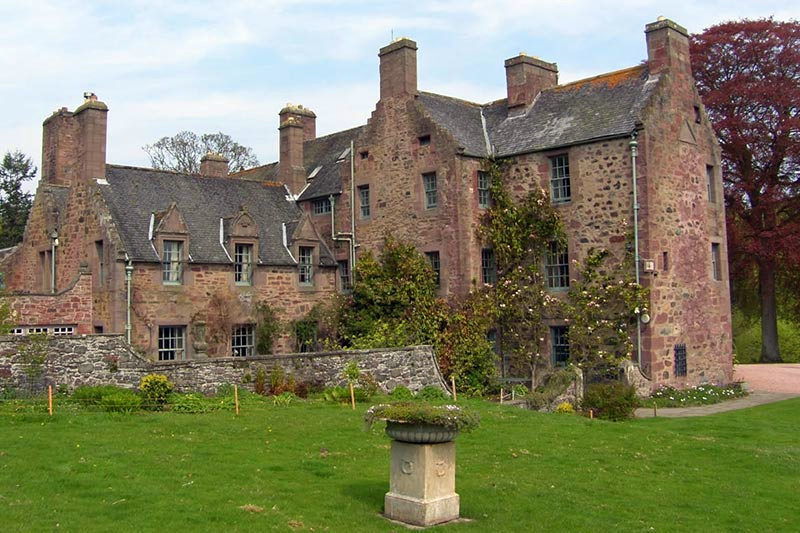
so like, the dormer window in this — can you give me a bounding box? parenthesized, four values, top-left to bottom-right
(162, 240, 183, 284)
(418, 134, 431, 146)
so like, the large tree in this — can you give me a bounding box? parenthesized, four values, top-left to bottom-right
(691, 19, 800, 363)
(143, 131, 259, 174)
(0, 150, 35, 248)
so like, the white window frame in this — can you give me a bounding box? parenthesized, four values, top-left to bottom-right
(158, 325, 185, 361)
(234, 242, 254, 285)
(162, 240, 183, 285)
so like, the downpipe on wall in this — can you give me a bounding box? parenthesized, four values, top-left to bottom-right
(630, 132, 643, 368)
(125, 258, 133, 344)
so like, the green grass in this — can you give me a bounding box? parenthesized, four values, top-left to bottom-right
(1, 396, 798, 531)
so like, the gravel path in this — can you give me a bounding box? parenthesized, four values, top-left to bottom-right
(635, 363, 800, 418)
(733, 363, 800, 394)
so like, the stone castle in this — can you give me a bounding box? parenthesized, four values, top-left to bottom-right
(0, 18, 733, 390)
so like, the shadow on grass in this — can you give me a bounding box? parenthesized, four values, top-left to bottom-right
(343, 479, 386, 510)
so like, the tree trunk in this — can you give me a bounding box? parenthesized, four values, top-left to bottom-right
(758, 259, 782, 363)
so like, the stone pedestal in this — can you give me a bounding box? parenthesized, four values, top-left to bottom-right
(384, 440, 459, 526)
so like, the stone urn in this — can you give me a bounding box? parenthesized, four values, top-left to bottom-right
(384, 421, 459, 444)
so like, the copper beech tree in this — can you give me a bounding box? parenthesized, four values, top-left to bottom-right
(691, 19, 800, 363)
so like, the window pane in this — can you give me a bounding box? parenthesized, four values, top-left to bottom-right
(551, 326, 570, 366)
(481, 248, 496, 285)
(546, 241, 569, 289)
(478, 171, 491, 209)
(550, 155, 571, 203)
(425, 251, 441, 288)
(232, 324, 254, 357)
(423, 172, 438, 209)
(359, 185, 370, 218)
(299, 247, 314, 285)
(162, 241, 183, 284)
(158, 326, 185, 361)
(235, 243, 253, 284)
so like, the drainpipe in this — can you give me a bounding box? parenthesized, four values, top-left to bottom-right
(329, 194, 354, 289)
(630, 132, 642, 367)
(125, 259, 133, 344)
(49, 230, 59, 293)
(349, 140, 357, 275)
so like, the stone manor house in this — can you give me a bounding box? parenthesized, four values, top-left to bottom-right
(0, 18, 733, 390)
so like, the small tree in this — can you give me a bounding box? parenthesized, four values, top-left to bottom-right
(0, 150, 35, 248)
(143, 131, 259, 174)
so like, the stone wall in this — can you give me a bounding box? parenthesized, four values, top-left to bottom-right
(0, 334, 448, 396)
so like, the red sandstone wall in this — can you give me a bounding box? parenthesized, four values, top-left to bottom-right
(128, 261, 336, 358)
(9, 273, 93, 334)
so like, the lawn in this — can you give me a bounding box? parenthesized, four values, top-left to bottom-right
(1, 395, 798, 532)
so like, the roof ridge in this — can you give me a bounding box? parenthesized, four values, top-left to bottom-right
(419, 91, 483, 108)
(553, 64, 648, 91)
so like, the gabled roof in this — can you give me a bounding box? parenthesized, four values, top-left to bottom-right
(248, 64, 661, 199)
(99, 165, 332, 266)
(489, 65, 658, 156)
(417, 65, 659, 158)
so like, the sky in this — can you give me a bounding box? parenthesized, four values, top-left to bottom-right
(2, 0, 798, 193)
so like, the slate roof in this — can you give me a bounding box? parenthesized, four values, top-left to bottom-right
(99, 165, 334, 266)
(239, 65, 661, 199)
(417, 65, 659, 158)
(298, 126, 364, 202)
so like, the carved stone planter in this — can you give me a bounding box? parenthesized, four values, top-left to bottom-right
(384, 423, 460, 526)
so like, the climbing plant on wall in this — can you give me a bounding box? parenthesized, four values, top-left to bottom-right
(565, 247, 649, 379)
(478, 159, 565, 385)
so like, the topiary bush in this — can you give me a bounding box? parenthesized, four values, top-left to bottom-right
(582, 382, 639, 421)
(139, 374, 174, 410)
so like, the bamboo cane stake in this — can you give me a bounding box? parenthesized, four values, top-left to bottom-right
(48, 385, 53, 416)
(234, 384, 240, 416)
(349, 383, 355, 410)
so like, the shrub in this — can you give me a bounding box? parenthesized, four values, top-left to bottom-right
(172, 393, 211, 413)
(582, 382, 639, 421)
(254, 368, 267, 395)
(73, 385, 129, 406)
(139, 374, 174, 410)
(364, 402, 480, 432)
(524, 368, 577, 411)
(555, 401, 575, 414)
(272, 391, 295, 407)
(389, 386, 415, 401)
(100, 390, 142, 414)
(416, 385, 448, 401)
(323, 385, 373, 404)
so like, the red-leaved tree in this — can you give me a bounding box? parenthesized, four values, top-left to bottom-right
(691, 19, 800, 362)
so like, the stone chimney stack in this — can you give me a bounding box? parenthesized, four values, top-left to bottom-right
(200, 152, 229, 177)
(645, 18, 691, 76)
(379, 38, 418, 101)
(278, 104, 316, 195)
(505, 54, 558, 115)
(42, 93, 108, 186)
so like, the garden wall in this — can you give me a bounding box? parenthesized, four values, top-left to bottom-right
(0, 334, 449, 396)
